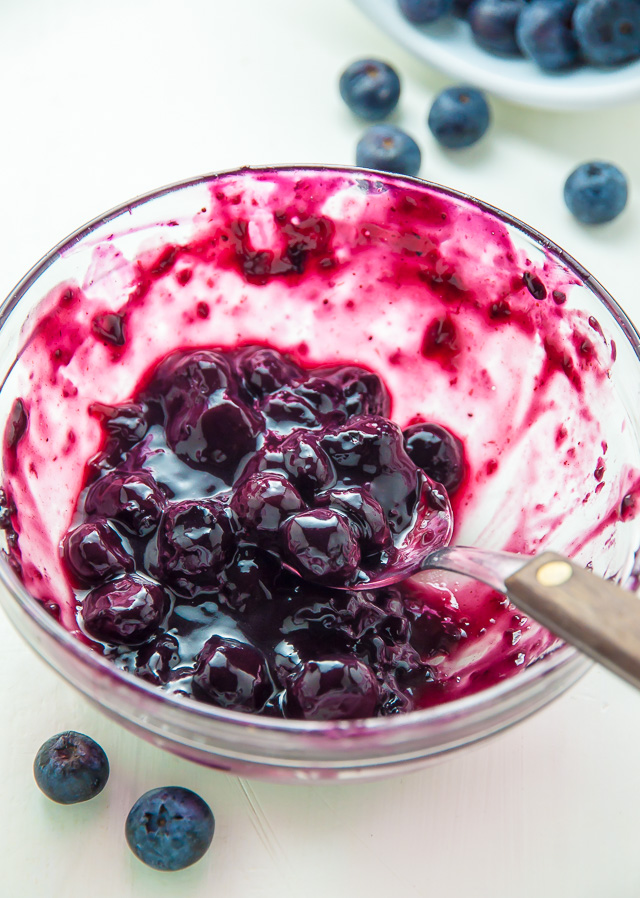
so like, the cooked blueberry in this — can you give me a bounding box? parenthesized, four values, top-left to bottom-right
(316, 486, 392, 550)
(231, 472, 304, 540)
(154, 499, 233, 596)
(145, 349, 230, 413)
(403, 422, 466, 492)
(516, 1, 579, 71)
(285, 657, 379, 720)
(468, 0, 526, 56)
(320, 416, 407, 479)
(81, 575, 167, 645)
(62, 520, 133, 585)
(193, 636, 272, 711)
(356, 125, 421, 178)
(323, 365, 391, 417)
(564, 162, 628, 225)
(398, 0, 453, 23)
(126, 786, 215, 872)
(34, 731, 109, 804)
(281, 431, 334, 493)
(339, 59, 401, 121)
(219, 545, 280, 611)
(281, 508, 361, 583)
(261, 388, 323, 431)
(85, 471, 164, 537)
(167, 395, 262, 471)
(428, 86, 491, 149)
(573, 0, 640, 66)
(89, 401, 150, 444)
(452, 0, 475, 16)
(135, 632, 183, 685)
(234, 345, 302, 398)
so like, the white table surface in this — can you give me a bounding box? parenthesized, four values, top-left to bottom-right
(1, 1, 640, 894)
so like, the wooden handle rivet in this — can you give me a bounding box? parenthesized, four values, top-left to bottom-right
(536, 560, 573, 587)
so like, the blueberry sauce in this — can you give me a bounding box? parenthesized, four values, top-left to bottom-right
(2, 168, 638, 719)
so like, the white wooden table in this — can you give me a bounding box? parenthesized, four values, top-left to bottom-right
(1, 1, 640, 894)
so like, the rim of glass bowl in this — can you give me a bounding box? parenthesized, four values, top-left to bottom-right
(0, 164, 632, 761)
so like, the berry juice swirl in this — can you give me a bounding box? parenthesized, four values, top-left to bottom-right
(1, 168, 639, 719)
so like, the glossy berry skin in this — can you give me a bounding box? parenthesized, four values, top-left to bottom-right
(282, 508, 361, 583)
(573, 0, 640, 66)
(339, 59, 401, 121)
(231, 471, 304, 541)
(468, 0, 526, 56)
(34, 731, 109, 804)
(398, 0, 454, 23)
(286, 657, 380, 720)
(234, 345, 301, 398)
(323, 365, 391, 418)
(356, 125, 421, 178)
(403, 422, 466, 493)
(193, 637, 272, 710)
(85, 471, 164, 537)
(125, 786, 215, 872)
(428, 86, 491, 149)
(316, 486, 392, 550)
(564, 162, 628, 225)
(516, 0, 579, 71)
(280, 431, 334, 494)
(82, 575, 167, 645)
(62, 520, 133, 585)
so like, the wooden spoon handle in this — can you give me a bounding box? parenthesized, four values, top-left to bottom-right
(505, 551, 640, 690)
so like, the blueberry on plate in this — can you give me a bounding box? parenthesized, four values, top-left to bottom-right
(125, 786, 215, 872)
(573, 0, 640, 66)
(516, 0, 579, 71)
(193, 636, 272, 711)
(285, 657, 380, 720)
(356, 125, 421, 178)
(468, 0, 527, 56)
(427, 86, 491, 149)
(403, 422, 466, 493)
(34, 731, 109, 804)
(62, 519, 133, 585)
(339, 59, 401, 121)
(398, 0, 454, 24)
(564, 162, 629, 224)
(82, 574, 168, 645)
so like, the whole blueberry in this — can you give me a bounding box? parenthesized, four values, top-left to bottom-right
(125, 786, 215, 872)
(281, 431, 334, 494)
(82, 575, 168, 645)
(428, 86, 491, 149)
(62, 519, 133, 585)
(323, 364, 391, 417)
(356, 125, 421, 178)
(398, 0, 454, 24)
(85, 471, 165, 537)
(516, 1, 579, 71)
(233, 345, 302, 398)
(231, 471, 305, 541)
(468, 0, 526, 56)
(193, 637, 272, 711)
(403, 422, 466, 492)
(339, 59, 401, 121)
(316, 486, 392, 550)
(34, 731, 109, 804)
(564, 162, 629, 224)
(573, 0, 640, 66)
(285, 657, 380, 720)
(452, 0, 476, 16)
(281, 507, 361, 583)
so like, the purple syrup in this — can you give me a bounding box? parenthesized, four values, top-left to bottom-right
(1, 168, 635, 717)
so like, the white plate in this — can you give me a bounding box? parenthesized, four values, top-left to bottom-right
(352, 0, 640, 110)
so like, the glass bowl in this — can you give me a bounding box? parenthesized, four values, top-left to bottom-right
(0, 166, 639, 782)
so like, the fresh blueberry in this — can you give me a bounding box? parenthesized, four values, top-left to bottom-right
(82, 574, 168, 645)
(85, 471, 164, 537)
(398, 0, 454, 23)
(62, 520, 133, 585)
(516, 1, 579, 71)
(34, 731, 109, 804)
(231, 471, 304, 541)
(573, 0, 640, 66)
(428, 86, 491, 149)
(339, 59, 401, 121)
(154, 499, 233, 597)
(468, 0, 526, 56)
(564, 162, 629, 224)
(233, 345, 302, 398)
(356, 125, 422, 178)
(193, 636, 272, 710)
(281, 508, 361, 583)
(125, 786, 215, 872)
(285, 657, 380, 720)
(403, 422, 466, 492)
